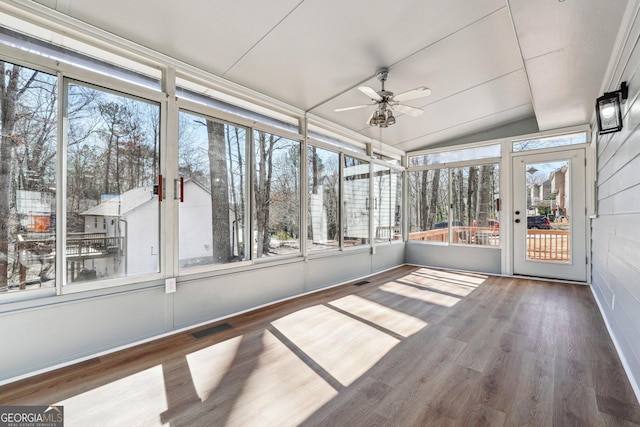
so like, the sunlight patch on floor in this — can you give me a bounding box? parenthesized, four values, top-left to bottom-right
(56, 365, 168, 426)
(381, 281, 462, 307)
(329, 294, 427, 337)
(412, 268, 488, 287)
(186, 335, 243, 401)
(271, 305, 399, 387)
(225, 330, 339, 426)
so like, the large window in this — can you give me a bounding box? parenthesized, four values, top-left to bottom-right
(408, 162, 500, 245)
(66, 82, 160, 283)
(408, 169, 449, 242)
(253, 131, 301, 258)
(0, 61, 57, 292)
(342, 156, 370, 247)
(450, 164, 500, 246)
(178, 111, 248, 268)
(307, 145, 340, 251)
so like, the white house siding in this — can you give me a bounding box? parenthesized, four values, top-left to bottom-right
(591, 8, 640, 399)
(343, 164, 370, 240)
(123, 201, 160, 276)
(178, 181, 214, 265)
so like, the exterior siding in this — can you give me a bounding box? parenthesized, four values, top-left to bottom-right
(591, 12, 640, 398)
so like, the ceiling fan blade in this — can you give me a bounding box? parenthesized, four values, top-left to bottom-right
(393, 104, 424, 117)
(393, 86, 431, 102)
(358, 86, 382, 101)
(334, 104, 371, 112)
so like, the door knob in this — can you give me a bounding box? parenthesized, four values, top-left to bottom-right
(515, 219, 521, 223)
(515, 210, 520, 215)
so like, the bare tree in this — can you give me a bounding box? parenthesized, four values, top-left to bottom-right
(207, 120, 231, 263)
(0, 62, 39, 288)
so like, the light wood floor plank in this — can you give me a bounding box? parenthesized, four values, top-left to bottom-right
(1, 266, 639, 426)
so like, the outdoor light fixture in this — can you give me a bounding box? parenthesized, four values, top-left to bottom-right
(596, 81, 628, 135)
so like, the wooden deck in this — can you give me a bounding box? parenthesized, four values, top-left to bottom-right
(1, 266, 638, 426)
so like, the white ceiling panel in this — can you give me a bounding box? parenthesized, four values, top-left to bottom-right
(55, 0, 304, 76)
(508, 0, 628, 131)
(23, 0, 632, 152)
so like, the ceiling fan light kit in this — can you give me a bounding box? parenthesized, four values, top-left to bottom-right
(335, 68, 431, 128)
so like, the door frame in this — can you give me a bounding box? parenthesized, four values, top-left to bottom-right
(508, 147, 588, 282)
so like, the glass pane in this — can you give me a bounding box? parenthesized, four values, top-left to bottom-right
(409, 144, 500, 166)
(513, 132, 587, 152)
(178, 111, 248, 268)
(66, 82, 160, 284)
(1, 62, 57, 292)
(373, 166, 402, 243)
(451, 164, 500, 246)
(343, 156, 370, 247)
(253, 131, 301, 258)
(525, 161, 570, 262)
(407, 169, 449, 242)
(308, 146, 339, 252)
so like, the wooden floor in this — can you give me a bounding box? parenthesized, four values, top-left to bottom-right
(1, 266, 640, 426)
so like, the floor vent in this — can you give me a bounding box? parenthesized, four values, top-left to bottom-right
(191, 322, 233, 339)
(353, 280, 370, 286)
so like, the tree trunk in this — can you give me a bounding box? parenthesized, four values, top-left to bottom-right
(420, 170, 428, 230)
(207, 120, 231, 263)
(0, 62, 20, 287)
(477, 165, 493, 227)
(427, 169, 440, 229)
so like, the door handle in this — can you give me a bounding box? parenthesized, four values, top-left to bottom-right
(515, 219, 521, 223)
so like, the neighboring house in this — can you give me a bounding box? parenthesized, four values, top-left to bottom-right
(342, 163, 398, 242)
(80, 180, 216, 278)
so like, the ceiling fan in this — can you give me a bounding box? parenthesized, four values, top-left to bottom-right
(334, 68, 431, 127)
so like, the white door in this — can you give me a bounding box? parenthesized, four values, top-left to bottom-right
(512, 149, 586, 281)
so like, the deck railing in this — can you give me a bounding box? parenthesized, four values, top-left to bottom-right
(526, 229, 570, 261)
(409, 227, 570, 261)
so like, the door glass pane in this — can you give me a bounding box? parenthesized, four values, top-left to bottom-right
(178, 111, 248, 268)
(66, 82, 160, 284)
(525, 160, 570, 262)
(1, 62, 57, 292)
(407, 169, 449, 242)
(343, 156, 369, 247)
(253, 131, 301, 258)
(307, 146, 339, 252)
(451, 164, 500, 246)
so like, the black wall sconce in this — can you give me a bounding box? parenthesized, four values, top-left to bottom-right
(596, 81, 628, 135)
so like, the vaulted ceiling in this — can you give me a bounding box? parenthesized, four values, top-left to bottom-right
(28, 0, 630, 152)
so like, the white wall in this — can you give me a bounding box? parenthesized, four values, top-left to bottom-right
(590, 4, 640, 399)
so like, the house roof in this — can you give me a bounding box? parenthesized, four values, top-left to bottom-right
(81, 186, 156, 217)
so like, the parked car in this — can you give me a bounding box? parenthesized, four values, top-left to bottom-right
(433, 220, 464, 229)
(472, 218, 500, 236)
(527, 215, 551, 229)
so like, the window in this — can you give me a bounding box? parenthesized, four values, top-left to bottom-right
(409, 144, 500, 166)
(408, 169, 449, 242)
(450, 164, 500, 246)
(512, 132, 587, 152)
(253, 131, 301, 258)
(408, 163, 500, 245)
(342, 156, 370, 247)
(178, 111, 248, 268)
(66, 82, 160, 284)
(0, 61, 57, 293)
(373, 165, 402, 243)
(307, 145, 340, 252)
